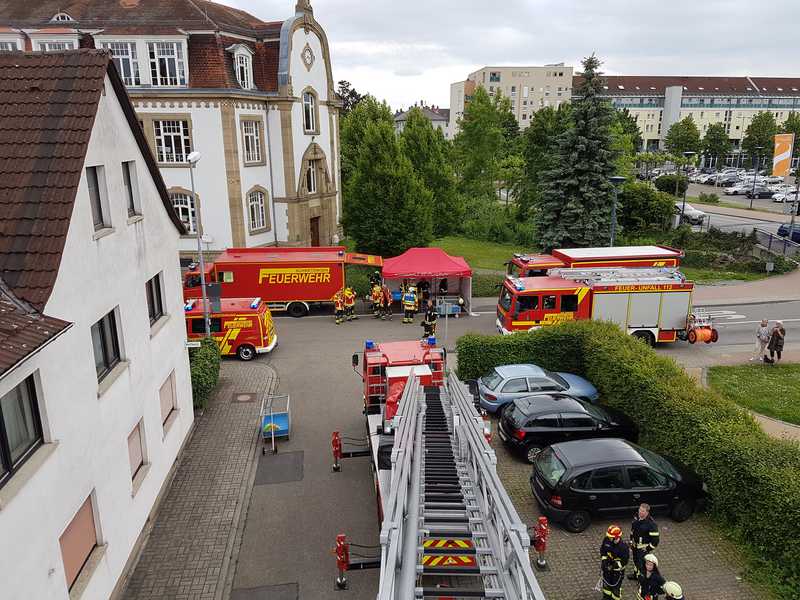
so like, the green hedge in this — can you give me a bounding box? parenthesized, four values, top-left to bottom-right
(456, 322, 800, 597)
(189, 336, 221, 409)
(471, 273, 505, 298)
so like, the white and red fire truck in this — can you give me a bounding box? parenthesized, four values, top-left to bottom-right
(496, 266, 719, 346)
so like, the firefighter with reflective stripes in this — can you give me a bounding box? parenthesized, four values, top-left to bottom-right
(343, 287, 357, 321)
(421, 299, 438, 338)
(370, 284, 383, 318)
(601, 525, 629, 600)
(333, 289, 345, 325)
(629, 503, 660, 580)
(381, 284, 393, 320)
(637, 553, 665, 600)
(402, 286, 418, 324)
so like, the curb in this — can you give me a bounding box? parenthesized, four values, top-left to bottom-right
(694, 297, 800, 307)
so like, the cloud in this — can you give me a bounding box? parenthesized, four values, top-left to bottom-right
(231, 0, 800, 111)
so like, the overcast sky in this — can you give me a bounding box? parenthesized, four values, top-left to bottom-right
(232, 0, 799, 111)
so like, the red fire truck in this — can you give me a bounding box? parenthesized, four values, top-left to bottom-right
(184, 297, 277, 360)
(506, 245, 684, 278)
(183, 247, 382, 317)
(496, 267, 718, 346)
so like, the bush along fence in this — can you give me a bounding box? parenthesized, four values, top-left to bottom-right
(456, 321, 800, 598)
(189, 336, 221, 410)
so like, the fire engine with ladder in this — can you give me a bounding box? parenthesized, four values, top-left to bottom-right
(496, 266, 718, 346)
(332, 338, 547, 599)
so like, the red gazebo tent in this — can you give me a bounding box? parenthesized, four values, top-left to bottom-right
(382, 247, 474, 314)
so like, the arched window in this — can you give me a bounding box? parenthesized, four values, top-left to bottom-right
(303, 90, 317, 133)
(50, 12, 74, 22)
(235, 53, 252, 89)
(247, 190, 266, 231)
(170, 192, 196, 233)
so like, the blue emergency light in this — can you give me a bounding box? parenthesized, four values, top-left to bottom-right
(510, 277, 525, 291)
(250, 297, 262, 309)
(183, 300, 195, 311)
(365, 340, 375, 350)
(427, 336, 436, 346)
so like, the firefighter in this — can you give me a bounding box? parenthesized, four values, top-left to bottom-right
(402, 285, 418, 324)
(601, 525, 629, 600)
(417, 279, 431, 303)
(333, 289, 345, 325)
(370, 284, 383, 318)
(662, 582, 684, 600)
(369, 270, 381, 288)
(381, 284, 393, 320)
(629, 503, 660, 580)
(343, 287, 357, 321)
(637, 554, 665, 600)
(421, 299, 438, 338)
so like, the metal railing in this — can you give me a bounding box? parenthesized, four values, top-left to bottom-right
(755, 228, 800, 257)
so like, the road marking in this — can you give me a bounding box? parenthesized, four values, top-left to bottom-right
(702, 310, 747, 320)
(715, 318, 800, 327)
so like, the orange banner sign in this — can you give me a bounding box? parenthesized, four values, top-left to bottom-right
(773, 133, 795, 177)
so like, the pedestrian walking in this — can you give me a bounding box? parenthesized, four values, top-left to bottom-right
(600, 525, 629, 600)
(750, 319, 770, 361)
(636, 554, 665, 600)
(766, 321, 785, 364)
(629, 503, 659, 580)
(662, 581, 684, 599)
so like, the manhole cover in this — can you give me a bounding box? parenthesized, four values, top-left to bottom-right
(232, 393, 256, 403)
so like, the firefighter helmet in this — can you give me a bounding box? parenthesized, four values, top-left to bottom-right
(606, 525, 622, 539)
(663, 582, 683, 598)
(644, 553, 658, 567)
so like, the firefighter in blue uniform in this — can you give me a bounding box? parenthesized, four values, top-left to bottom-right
(402, 285, 418, 324)
(637, 553, 665, 600)
(601, 525, 629, 600)
(629, 503, 660, 580)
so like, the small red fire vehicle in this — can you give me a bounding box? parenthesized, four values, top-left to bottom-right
(184, 297, 277, 360)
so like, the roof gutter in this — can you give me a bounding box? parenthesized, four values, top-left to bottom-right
(0, 321, 73, 382)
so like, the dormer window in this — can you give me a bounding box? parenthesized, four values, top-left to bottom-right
(50, 12, 75, 22)
(226, 44, 254, 90)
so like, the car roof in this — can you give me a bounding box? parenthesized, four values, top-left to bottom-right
(495, 364, 546, 378)
(552, 438, 646, 468)
(514, 393, 584, 415)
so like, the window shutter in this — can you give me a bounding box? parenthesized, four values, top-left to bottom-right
(159, 373, 175, 424)
(59, 496, 97, 589)
(128, 424, 143, 477)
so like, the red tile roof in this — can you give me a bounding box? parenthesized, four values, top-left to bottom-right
(0, 295, 71, 378)
(574, 74, 800, 96)
(0, 50, 183, 311)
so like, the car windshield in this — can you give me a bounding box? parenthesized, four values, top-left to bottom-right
(480, 370, 503, 391)
(544, 370, 569, 388)
(499, 288, 512, 312)
(507, 402, 528, 429)
(536, 447, 567, 487)
(637, 446, 681, 480)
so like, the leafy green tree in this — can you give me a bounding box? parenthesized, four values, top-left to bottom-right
(342, 120, 433, 256)
(400, 107, 462, 237)
(655, 173, 688, 196)
(336, 80, 363, 116)
(702, 122, 732, 167)
(664, 115, 701, 156)
(610, 119, 635, 178)
(499, 106, 520, 146)
(618, 181, 674, 234)
(635, 151, 668, 184)
(536, 54, 619, 250)
(616, 108, 643, 151)
(742, 111, 778, 165)
(517, 104, 573, 219)
(497, 154, 525, 206)
(453, 86, 506, 201)
(340, 96, 394, 189)
(781, 112, 800, 159)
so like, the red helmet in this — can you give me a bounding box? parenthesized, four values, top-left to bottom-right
(537, 516, 548, 526)
(606, 525, 622, 539)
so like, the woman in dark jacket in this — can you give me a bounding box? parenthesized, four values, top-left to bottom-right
(638, 554, 666, 600)
(767, 321, 785, 363)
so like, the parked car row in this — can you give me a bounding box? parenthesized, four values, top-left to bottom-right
(478, 363, 707, 533)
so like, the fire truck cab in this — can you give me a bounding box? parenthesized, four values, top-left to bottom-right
(497, 267, 703, 347)
(184, 297, 277, 360)
(506, 245, 683, 278)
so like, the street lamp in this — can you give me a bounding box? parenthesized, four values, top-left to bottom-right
(187, 151, 211, 337)
(749, 146, 764, 209)
(609, 176, 627, 246)
(680, 151, 696, 224)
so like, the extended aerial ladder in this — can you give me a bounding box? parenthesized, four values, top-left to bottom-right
(373, 371, 546, 600)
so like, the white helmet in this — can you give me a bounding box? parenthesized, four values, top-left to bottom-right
(663, 581, 683, 598)
(643, 553, 658, 567)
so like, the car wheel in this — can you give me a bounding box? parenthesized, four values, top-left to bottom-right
(632, 330, 655, 347)
(710, 328, 719, 343)
(564, 510, 591, 533)
(287, 302, 308, 318)
(670, 499, 694, 522)
(237, 344, 256, 361)
(525, 444, 543, 464)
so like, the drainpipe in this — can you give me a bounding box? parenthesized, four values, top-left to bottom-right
(265, 103, 279, 246)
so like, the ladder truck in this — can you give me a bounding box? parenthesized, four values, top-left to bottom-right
(333, 338, 546, 600)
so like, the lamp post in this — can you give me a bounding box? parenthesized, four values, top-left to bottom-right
(187, 151, 210, 337)
(680, 151, 696, 224)
(749, 146, 764, 209)
(609, 176, 627, 246)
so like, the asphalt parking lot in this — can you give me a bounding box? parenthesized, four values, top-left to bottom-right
(227, 304, 763, 599)
(688, 182, 797, 216)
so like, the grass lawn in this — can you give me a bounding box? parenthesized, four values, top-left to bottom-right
(708, 363, 800, 425)
(681, 266, 767, 283)
(432, 236, 526, 272)
(690, 198, 783, 214)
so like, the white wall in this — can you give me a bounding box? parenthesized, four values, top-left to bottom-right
(0, 74, 193, 600)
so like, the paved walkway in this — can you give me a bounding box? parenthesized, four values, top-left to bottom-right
(693, 267, 800, 305)
(696, 203, 788, 221)
(121, 361, 276, 600)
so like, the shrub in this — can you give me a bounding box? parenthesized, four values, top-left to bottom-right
(698, 191, 720, 204)
(654, 173, 688, 196)
(189, 336, 221, 409)
(345, 264, 373, 298)
(617, 181, 674, 234)
(456, 322, 800, 597)
(471, 273, 504, 298)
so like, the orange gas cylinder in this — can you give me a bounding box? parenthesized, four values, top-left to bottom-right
(688, 328, 713, 344)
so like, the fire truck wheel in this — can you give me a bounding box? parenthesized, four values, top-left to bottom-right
(236, 344, 256, 361)
(632, 330, 655, 347)
(710, 328, 719, 343)
(287, 302, 309, 318)
(687, 330, 697, 344)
